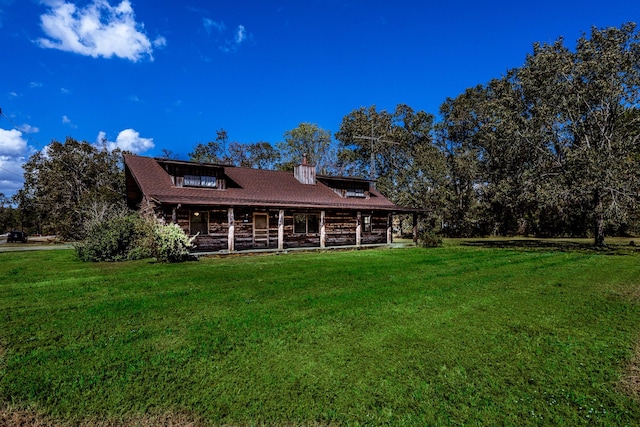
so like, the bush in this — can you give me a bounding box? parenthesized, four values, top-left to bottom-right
(152, 223, 196, 263)
(76, 206, 197, 263)
(75, 213, 152, 262)
(417, 230, 443, 248)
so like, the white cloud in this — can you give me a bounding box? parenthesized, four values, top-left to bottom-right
(203, 18, 225, 34)
(0, 157, 26, 196)
(220, 24, 249, 53)
(61, 115, 78, 128)
(201, 15, 250, 54)
(0, 128, 27, 157)
(0, 128, 28, 196)
(37, 0, 165, 62)
(152, 35, 166, 48)
(235, 25, 246, 44)
(17, 123, 39, 134)
(98, 128, 154, 154)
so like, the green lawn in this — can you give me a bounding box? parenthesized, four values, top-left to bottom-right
(1, 244, 639, 425)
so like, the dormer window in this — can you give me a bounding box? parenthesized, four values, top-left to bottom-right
(316, 176, 372, 199)
(184, 174, 217, 188)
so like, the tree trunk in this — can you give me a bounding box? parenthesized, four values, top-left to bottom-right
(593, 192, 606, 247)
(594, 212, 606, 247)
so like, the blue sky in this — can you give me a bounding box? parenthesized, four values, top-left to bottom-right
(0, 0, 638, 196)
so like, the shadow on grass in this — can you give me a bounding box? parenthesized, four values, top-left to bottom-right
(460, 238, 640, 255)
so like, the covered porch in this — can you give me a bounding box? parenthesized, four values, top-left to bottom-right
(164, 205, 419, 253)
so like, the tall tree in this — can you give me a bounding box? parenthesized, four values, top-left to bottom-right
(188, 140, 222, 163)
(189, 129, 229, 163)
(438, 76, 545, 236)
(159, 148, 179, 159)
(227, 141, 281, 169)
(277, 123, 334, 173)
(438, 23, 640, 244)
(20, 138, 125, 239)
(435, 101, 487, 237)
(0, 193, 19, 233)
(519, 23, 640, 245)
(335, 104, 445, 216)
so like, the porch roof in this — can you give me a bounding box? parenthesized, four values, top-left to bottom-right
(125, 155, 416, 212)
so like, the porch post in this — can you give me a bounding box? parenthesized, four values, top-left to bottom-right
(387, 213, 393, 244)
(413, 212, 418, 244)
(356, 211, 362, 247)
(228, 207, 235, 252)
(320, 210, 326, 249)
(278, 209, 284, 250)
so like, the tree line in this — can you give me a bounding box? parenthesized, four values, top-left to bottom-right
(5, 23, 640, 246)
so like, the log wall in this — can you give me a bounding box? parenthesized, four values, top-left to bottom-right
(325, 211, 357, 246)
(362, 214, 389, 245)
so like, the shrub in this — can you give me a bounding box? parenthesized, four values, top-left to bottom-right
(77, 210, 197, 263)
(75, 213, 152, 262)
(152, 223, 196, 263)
(417, 229, 443, 248)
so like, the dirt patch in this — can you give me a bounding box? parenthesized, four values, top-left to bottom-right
(0, 406, 206, 427)
(612, 285, 640, 304)
(0, 406, 55, 427)
(620, 340, 640, 401)
(628, 286, 640, 302)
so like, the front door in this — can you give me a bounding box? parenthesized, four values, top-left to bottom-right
(253, 213, 269, 248)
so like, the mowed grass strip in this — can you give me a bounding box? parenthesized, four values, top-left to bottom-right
(1, 245, 639, 425)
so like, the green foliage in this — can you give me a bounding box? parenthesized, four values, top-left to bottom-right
(188, 140, 223, 163)
(190, 130, 283, 169)
(189, 129, 228, 163)
(277, 122, 334, 173)
(19, 138, 125, 239)
(75, 210, 195, 263)
(75, 212, 152, 262)
(438, 23, 640, 245)
(1, 246, 639, 425)
(151, 223, 196, 263)
(417, 229, 443, 247)
(227, 141, 280, 169)
(0, 193, 19, 233)
(335, 104, 446, 217)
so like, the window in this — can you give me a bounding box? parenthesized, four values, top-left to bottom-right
(363, 215, 372, 232)
(294, 214, 319, 234)
(184, 175, 200, 186)
(184, 175, 217, 188)
(201, 176, 217, 187)
(346, 188, 366, 198)
(294, 214, 306, 234)
(307, 214, 319, 233)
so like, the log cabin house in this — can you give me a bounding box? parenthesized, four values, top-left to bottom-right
(124, 154, 417, 252)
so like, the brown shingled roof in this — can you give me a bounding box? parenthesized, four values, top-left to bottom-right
(124, 154, 414, 212)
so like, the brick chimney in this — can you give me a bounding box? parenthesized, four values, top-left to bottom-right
(294, 154, 316, 185)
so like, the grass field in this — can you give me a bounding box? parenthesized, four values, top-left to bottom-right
(1, 242, 639, 425)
